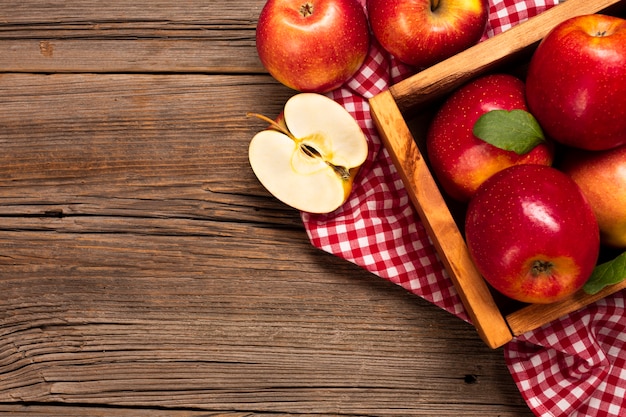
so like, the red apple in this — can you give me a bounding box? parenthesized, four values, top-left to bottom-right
(526, 14, 626, 151)
(560, 145, 626, 248)
(465, 164, 600, 304)
(426, 73, 554, 202)
(255, 0, 370, 93)
(367, 0, 488, 68)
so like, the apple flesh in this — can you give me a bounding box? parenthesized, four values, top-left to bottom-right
(248, 93, 368, 214)
(426, 73, 554, 202)
(367, 0, 488, 68)
(526, 14, 626, 150)
(560, 145, 626, 249)
(255, 0, 370, 93)
(465, 164, 600, 304)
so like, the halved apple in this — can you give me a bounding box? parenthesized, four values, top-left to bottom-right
(248, 93, 368, 214)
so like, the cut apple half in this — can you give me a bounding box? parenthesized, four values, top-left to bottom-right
(248, 93, 368, 214)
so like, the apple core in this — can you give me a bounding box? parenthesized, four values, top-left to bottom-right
(248, 93, 368, 214)
(248, 113, 351, 181)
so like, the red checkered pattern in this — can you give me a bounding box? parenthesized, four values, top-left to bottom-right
(300, 1, 626, 416)
(302, 35, 468, 319)
(507, 294, 626, 416)
(486, 0, 557, 36)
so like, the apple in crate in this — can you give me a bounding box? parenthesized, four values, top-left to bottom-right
(561, 145, 626, 248)
(526, 14, 626, 150)
(426, 74, 554, 202)
(465, 164, 600, 304)
(367, 0, 488, 68)
(248, 93, 368, 213)
(255, 0, 370, 93)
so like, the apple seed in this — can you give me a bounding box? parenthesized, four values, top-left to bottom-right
(301, 143, 351, 180)
(248, 112, 351, 181)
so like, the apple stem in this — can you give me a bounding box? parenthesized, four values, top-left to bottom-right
(431, 0, 440, 11)
(247, 112, 297, 141)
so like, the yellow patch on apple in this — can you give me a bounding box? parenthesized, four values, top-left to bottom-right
(248, 93, 368, 214)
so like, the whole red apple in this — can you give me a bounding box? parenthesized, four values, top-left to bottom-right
(465, 164, 600, 304)
(367, 0, 488, 68)
(426, 73, 554, 202)
(526, 14, 626, 151)
(255, 0, 370, 93)
(560, 145, 626, 248)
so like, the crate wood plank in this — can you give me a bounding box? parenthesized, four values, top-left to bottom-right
(369, 91, 513, 349)
(507, 279, 626, 336)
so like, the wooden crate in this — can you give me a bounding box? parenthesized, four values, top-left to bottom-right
(369, 0, 626, 349)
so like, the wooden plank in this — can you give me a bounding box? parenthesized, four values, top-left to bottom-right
(507, 278, 626, 335)
(369, 91, 513, 349)
(0, 228, 531, 416)
(0, 0, 265, 73)
(0, 0, 262, 23)
(0, 39, 264, 73)
(0, 73, 296, 216)
(0, 406, 245, 416)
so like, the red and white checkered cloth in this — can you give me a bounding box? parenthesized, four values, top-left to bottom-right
(300, 1, 626, 416)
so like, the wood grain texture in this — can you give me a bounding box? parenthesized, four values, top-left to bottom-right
(507, 278, 626, 335)
(0, 1, 534, 415)
(0, 1, 264, 73)
(369, 91, 512, 349)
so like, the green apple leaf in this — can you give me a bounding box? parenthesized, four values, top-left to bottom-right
(473, 109, 546, 155)
(583, 251, 626, 295)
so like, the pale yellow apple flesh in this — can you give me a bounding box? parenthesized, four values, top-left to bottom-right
(248, 93, 368, 214)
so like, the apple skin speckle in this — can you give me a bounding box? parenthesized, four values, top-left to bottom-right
(426, 73, 554, 202)
(256, 0, 370, 93)
(465, 164, 600, 304)
(526, 14, 626, 150)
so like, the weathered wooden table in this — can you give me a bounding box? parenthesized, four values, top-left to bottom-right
(0, 2, 534, 415)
